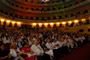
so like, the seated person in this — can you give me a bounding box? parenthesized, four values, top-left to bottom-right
(40, 41, 54, 59)
(0, 37, 3, 45)
(46, 39, 60, 58)
(3, 36, 11, 44)
(67, 37, 74, 50)
(21, 43, 37, 60)
(0, 44, 11, 60)
(28, 38, 34, 46)
(22, 38, 28, 45)
(52, 39, 63, 57)
(15, 39, 22, 49)
(56, 39, 70, 55)
(10, 42, 25, 60)
(31, 40, 51, 60)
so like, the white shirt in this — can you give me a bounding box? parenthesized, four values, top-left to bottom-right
(18, 38, 22, 42)
(27, 37, 30, 42)
(3, 37, 11, 44)
(38, 34, 43, 38)
(56, 41, 62, 48)
(29, 40, 33, 46)
(79, 37, 83, 42)
(64, 40, 67, 44)
(16, 42, 22, 48)
(52, 42, 58, 49)
(32, 38, 36, 41)
(46, 43, 53, 49)
(79, 37, 82, 40)
(52, 35, 55, 39)
(68, 39, 73, 43)
(75, 38, 79, 41)
(81, 36, 85, 40)
(10, 48, 22, 58)
(60, 41, 66, 46)
(31, 44, 44, 55)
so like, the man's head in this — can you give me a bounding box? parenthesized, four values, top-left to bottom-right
(47, 39, 50, 43)
(34, 40, 38, 46)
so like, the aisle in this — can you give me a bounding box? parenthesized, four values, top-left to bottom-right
(55, 42, 90, 60)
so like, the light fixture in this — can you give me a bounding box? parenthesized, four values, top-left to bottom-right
(6, 20, 10, 23)
(62, 22, 66, 24)
(1, 19, 4, 21)
(12, 21, 15, 24)
(33, 23, 36, 25)
(44, 23, 48, 25)
(68, 21, 72, 24)
(82, 19, 86, 21)
(17, 22, 21, 24)
(39, 23, 42, 25)
(50, 23, 54, 25)
(56, 22, 60, 25)
(74, 20, 78, 23)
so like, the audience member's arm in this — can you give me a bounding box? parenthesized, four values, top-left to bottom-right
(0, 53, 11, 60)
(10, 49, 17, 57)
(31, 45, 44, 56)
(0, 56, 8, 60)
(30, 48, 33, 54)
(17, 48, 22, 54)
(22, 50, 30, 55)
(46, 43, 52, 49)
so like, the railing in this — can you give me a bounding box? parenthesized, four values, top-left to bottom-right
(1, 0, 89, 13)
(0, 11, 90, 22)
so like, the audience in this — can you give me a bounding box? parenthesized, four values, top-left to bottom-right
(31, 40, 51, 60)
(0, 28, 89, 60)
(21, 43, 37, 60)
(40, 41, 54, 59)
(0, 44, 11, 60)
(10, 42, 24, 60)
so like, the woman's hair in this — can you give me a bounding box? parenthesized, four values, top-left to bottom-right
(40, 41, 45, 45)
(22, 43, 28, 47)
(10, 42, 16, 49)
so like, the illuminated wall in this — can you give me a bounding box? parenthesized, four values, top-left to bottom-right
(0, 19, 21, 27)
(0, 18, 89, 28)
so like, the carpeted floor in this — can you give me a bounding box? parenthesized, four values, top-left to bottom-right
(55, 42, 90, 60)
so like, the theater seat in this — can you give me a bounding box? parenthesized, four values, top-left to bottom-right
(5, 43, 11, 51)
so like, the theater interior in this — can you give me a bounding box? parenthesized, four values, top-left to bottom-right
(0, 0, 90, 60)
